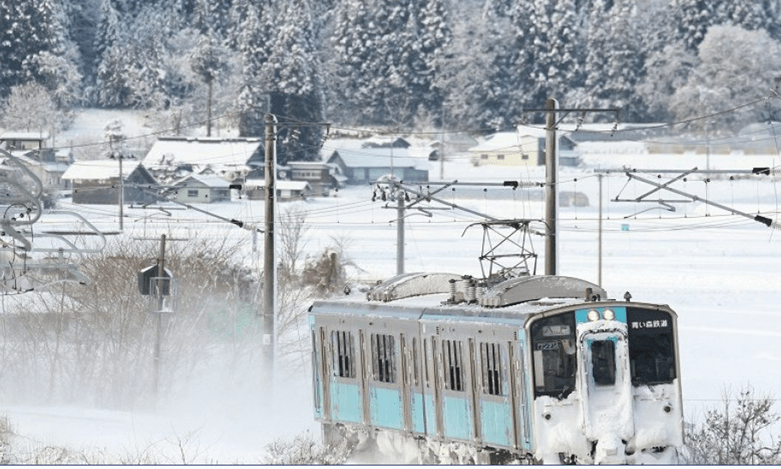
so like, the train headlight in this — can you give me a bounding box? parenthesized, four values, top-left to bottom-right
(587, 310, 600, 321)
(603, 309, 615, 320)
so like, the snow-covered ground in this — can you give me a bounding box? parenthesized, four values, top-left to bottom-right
(3, 112, 781, 462)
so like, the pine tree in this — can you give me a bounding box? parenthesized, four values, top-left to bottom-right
(257, 0, 325, 163)
(438, 2, 518, 131)
(670, 0, 718, 52)
(0, 0, 76, 99)
(327, 0, 376, 124)
(235, 1, 272, 137)
(416, 0, 453, 127)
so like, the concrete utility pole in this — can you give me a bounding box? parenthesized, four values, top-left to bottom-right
(152, 233, 166, 396)
(396, 190, 404, 275)
(118, 153, 124, 232)
(598, 173, 603, 287)
(263, 113, 276, 389)
(526, 101, 619, 279)
(544, 98, 558, 276)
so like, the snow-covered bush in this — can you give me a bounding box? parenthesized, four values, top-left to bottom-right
(262, 431, 350, 465)
(684, 386, 781, 464)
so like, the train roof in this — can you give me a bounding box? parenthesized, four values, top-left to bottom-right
(310, 273, 613, 325)
(311, 294, 586, 325)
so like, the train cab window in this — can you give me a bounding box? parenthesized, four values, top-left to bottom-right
(591, 340, 616, 386)
(627, 308, 676, 386)
(530, 312, 577, 398)
(442, 339, 465, 391)
(331, 330, 355, 378)
(371, 333, 396, 383)
(480, 342, 504, 396)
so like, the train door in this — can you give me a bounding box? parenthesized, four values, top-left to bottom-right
(311, 325, 328, 421)
(580, 330, 634, 463)
(509, 337, 532, 451)
(366, 328, 404, 431)
(326, 327, 365, 425)
(438, 334, 476, 442)
(422, 335, 443, 439)
(401, 335, 426, 435)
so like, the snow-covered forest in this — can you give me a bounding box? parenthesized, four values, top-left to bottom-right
(4, 0, 781, 163)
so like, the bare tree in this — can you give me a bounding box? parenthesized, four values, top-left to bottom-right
(685, 385, 781, 465)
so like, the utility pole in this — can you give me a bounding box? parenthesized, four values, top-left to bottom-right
(262, 113, 276, 391)
(152, 233, 166, 396)
(396, 189, 404, 275)
(118, 152, 124, 232)
(544, 98, 558, 276)
(525, 101, 619, 279)
(598, 173, 603, 287)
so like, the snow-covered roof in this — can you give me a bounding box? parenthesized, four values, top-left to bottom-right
(62, 159, 142, 180)
(143, 137, 262, 169)
(244, 179, 311, 191)
(172, 173, 230, 188)
(469, 132, 530, 152)
(328, 148, 426, 169)
(0, 131, 50, 141)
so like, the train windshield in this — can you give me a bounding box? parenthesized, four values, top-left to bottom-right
(530, 312, 577, 398)
(627, 308, 676, 386)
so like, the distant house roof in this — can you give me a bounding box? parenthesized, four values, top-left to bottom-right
(244, 179, 311, 191)
(361, 136, 411, 149)
(62, 159, 146, 181)
(172, 173, 230, 188)
(0, 132, 50, 142)
(143, 137, 263, 169)
(469, 132, 527, 152)
(328, 148, 426, 169)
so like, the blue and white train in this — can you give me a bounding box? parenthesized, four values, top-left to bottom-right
(308, 273, 683, 464)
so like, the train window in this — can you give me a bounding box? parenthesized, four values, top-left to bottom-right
(480, 342, 504, 396)
(627, 308, 676, 386)
(371, 333, 396, 383)
(591, 340, 616, 386)
(331, 330, 355, 378)
(530, 312, 577, 398)
(442, 339, 464, 391)
(412, 338, 419, 386)
(423, 339, 430, 388)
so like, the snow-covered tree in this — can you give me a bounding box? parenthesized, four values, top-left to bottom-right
(256, 0, 325, 163)
(637, 42, 697, 122)
(0, 83, 62, 134)
(670, 25, 781, 132)
(437, 2, 518, 131)
(190, 30, 229, 136)
(235, 1, 272, 137)
(0, 0, 80, 101)
(415, 0, 453, 127)
(669, 0, 719, 52)
(570, 0, 646, 121)
(511, 0, 583, 109)
(327, 0, 376, 124)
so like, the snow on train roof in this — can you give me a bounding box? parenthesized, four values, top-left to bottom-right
(311, 273, 609, 324)
(310, 290, 588, 324)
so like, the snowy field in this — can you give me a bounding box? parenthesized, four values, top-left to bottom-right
(2, 146, 781, 462)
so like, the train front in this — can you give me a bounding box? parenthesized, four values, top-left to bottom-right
(528, 304, 683, 464)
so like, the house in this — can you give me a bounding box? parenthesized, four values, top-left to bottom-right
(142, 137, 263, 184)
(243, 179, 313, 201)
(0, 132, 49, 151)
(62, 159, 158, 204)
(0, 133, 74, 191)
(326, 148, 429, 185)
(282, 161, 346, 196)
(361, 136, 411, 149)
(168, 173, 230, 203)
(469, 131, 541, 167)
